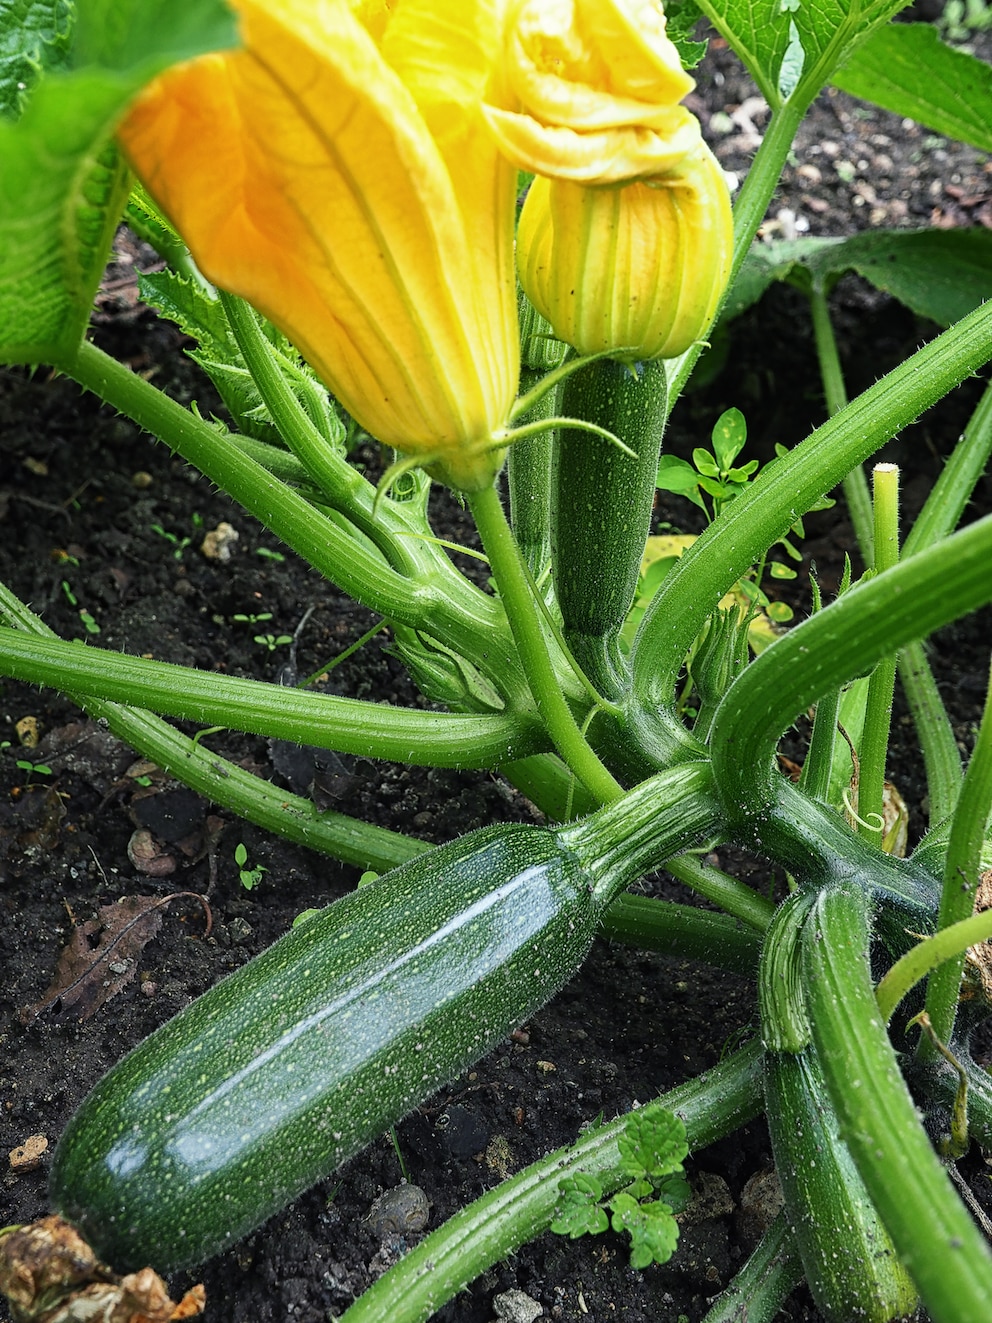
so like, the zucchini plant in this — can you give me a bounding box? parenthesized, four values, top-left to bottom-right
(1, 0, 992, 1321)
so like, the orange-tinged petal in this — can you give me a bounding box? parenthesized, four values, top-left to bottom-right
(119, 0, 519, 491)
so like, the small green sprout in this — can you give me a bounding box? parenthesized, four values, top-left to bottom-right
(551, 1103, 690, 1270)
(253, 633, 294, 652)
(151, 513, 204, 560)
(235, 842, 267, 890)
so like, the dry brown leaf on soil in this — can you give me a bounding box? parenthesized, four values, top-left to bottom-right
(19, 894, 210, 1024)
(0, 1217, 205, 1323)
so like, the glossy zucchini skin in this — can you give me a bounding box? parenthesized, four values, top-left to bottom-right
(553, 357, 668, 697)
(51, 824, 599, 1274)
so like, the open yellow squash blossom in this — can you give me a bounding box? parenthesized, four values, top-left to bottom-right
(485, 0, 733, 361)
(119, 0, 730, 486)
(117, 0, 520, 493)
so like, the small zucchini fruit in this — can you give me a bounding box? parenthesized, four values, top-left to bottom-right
(553, 357, 668, 697)
(50, 765, 714, 1274)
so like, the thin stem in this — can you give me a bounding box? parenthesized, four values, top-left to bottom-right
(468, 482, 624, 804)
(600, 893, 761, 974)
(923, 656, 992, 1052)
(62, 339, 529, 695)
(0, 580, 426, 871)
(809, 285, 874, 565)
(338, 1040, 764, 1323)
(700, 1211, 804, 1323)
(666, 97, 810, 404)
(899, 639, 962, 826)
(856, 464, 900, 841)
(665, 852, 775, 933)
(220, 292, 421, 578)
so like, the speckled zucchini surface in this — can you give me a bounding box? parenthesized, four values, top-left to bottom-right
(51, 823, 597, 1273)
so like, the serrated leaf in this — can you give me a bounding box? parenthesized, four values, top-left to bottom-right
(833, 22, 992, 154)
(608, 1193, 680, 1269)
(550, 1174, 608, 1239)
(0, 0, 237, 366)
(695, 0, 907, 111)
(617, 1104, 689, 1181)
(663, 0, 708, 69)
(0, 0, 72, 117)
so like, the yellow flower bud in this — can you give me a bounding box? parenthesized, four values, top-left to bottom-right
(483, 0, 701, 183)
(118, 0, 519, 492)
(516, 141, 733, 361)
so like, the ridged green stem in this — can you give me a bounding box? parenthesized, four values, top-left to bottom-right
(803, 885, 992, 1322)
(0, 627, 545, 769)
(856, 464, 900, 842)
(0, 582, 428, 871)
(338, 1040, 764, 1323)
(630, 301, 992, 716)
(900, 640, 962, 828)
(507, 367, 559, 582)
(468, 482, 624, 804)
(923, 656, 992, 1053)
(700, 1211, 804, 1323)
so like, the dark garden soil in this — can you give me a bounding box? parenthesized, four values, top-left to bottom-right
(2, 27, 992, 1323)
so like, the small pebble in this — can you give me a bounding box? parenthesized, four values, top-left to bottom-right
(9, 1135, 48, 1172)
(368, 1183, 431, 1238)
(492, 1288, 543, 1323)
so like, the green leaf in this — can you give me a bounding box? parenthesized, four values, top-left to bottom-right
(0, 0, 238, 366)
(0, 0, 72, 117)
(608, 1192, 680, 1269)
(833, 22, 992, 154)
(657, 454, 703, 494)
(711, 407, 748, 471)
(692, 447, 720, 478)
(663, 0, 709, 69)
(694, 0, 906, 111)
(617, 1103, 689, 1181)
(551, 1174, 609, 1239)
(729, 229, 992, 330)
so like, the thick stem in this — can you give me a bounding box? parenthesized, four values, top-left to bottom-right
(559, 762, 718, 896)
(803, 885, 992, 1322)
(0, 626, 545, 769)
(468, 482, 624, 804)
(710, 512, 992, 831)
(923, 656, 992, 1052)
(338, 1040, 764, 1323)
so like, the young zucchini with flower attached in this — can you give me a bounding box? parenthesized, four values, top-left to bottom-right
(50, 763, 717, 1275)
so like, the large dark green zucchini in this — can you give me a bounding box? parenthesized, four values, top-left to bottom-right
(50, 764, 715, 1274)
